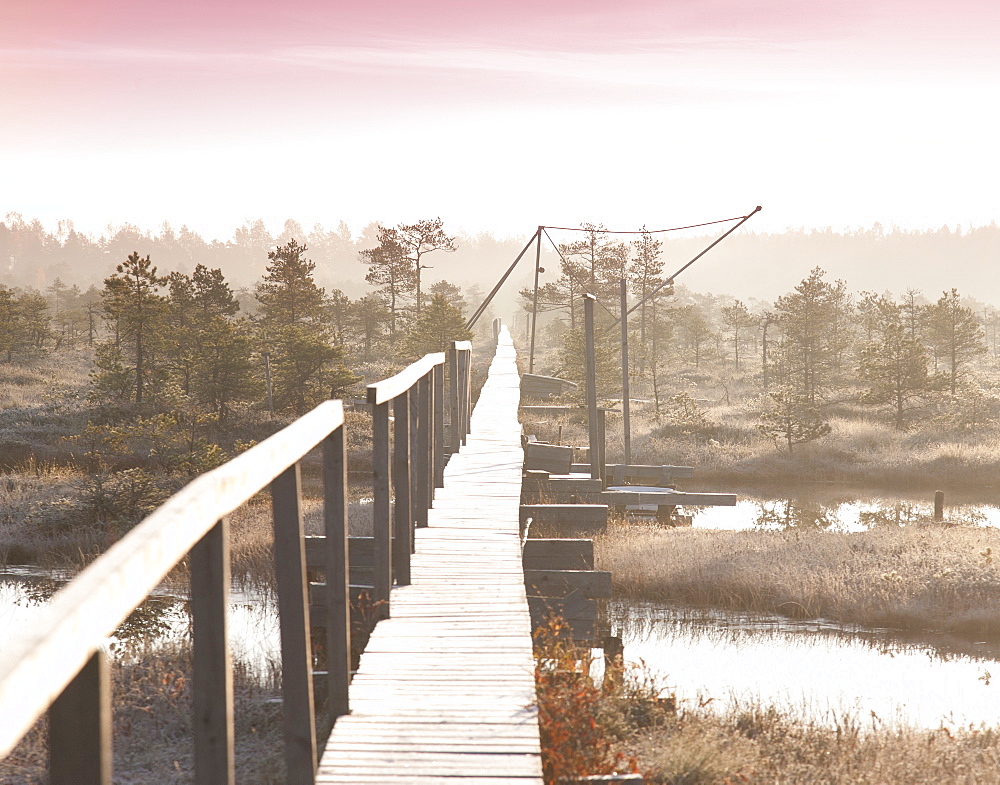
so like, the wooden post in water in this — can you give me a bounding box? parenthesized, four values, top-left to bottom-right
(372, 401, 392, 618)
(191, 517, 234, 785)
(323, 427, 351, 720)
(584, 294, 599, 481)
(935, 490, 945, 521)
(620, 279, 632, 466)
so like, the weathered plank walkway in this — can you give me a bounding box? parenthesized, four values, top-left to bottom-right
(317, 327, 543, 784)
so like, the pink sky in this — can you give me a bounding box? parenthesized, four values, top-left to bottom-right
(3, 0, 1000, 239)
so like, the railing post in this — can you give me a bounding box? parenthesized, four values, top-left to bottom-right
(372, 401, 392, 618)
(49, 650, 111, 785)
(191, 517, 234, 785)
(392, 392, 413, 583)
(447, 343, 460, 455)
(323, 425, 351, 720)
(433, 362, 445, 488)
(420, 372, 434, 511)
(464, 347, 473, 440)
(413, 377, 428, 528)
(271, 464, 317, 785)
(459, 348, 470, 447)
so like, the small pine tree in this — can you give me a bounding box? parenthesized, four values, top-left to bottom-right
(404, 293, 472, 358)
(758, 389, 832, 453)
(98, 251, 169, 404)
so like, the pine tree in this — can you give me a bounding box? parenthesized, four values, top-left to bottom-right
(256, 240, 339, 414)
(389, 218, 458, 313)
(99, 252, 169, 404)
(774, 267, 849, 403)
(721, 299, 752, 370)
(628, 228, 666, 353)
(926, 288, 985, 396)
(758, 388, 832, 453)
(360, 232, 414, 336)
(404, 293, 473, 358)
(859, 316, 941, 430)
(0, 286, 27, 362)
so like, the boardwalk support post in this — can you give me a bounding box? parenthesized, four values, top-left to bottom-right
(323, 428, 351, 720)
(191, 517, 235, 785)
(271, 463, 318, 784)
(372, 401, 392, 617)
(49, 650, 111, 785)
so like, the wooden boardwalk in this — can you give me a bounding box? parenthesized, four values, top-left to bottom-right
(317, 327, 543, 784)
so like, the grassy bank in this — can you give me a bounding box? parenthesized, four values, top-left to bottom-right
(597, 524, 1000, 640)
(535, 622, 1000, 785)
(633, 700, 1000, 785)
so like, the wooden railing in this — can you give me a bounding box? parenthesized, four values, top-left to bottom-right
(0, 341, 473, 785)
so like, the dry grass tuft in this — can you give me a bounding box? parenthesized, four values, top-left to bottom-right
(598, 524, 1000, 639)
(635, 701, 1000, 784)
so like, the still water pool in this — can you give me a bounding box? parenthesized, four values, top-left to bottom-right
(0, 568, 282, 678)
(680, 486, 1000, 531)
(612, 602, 1000, 729)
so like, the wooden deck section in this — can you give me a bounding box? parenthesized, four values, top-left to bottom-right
(317, 328, 543, 784)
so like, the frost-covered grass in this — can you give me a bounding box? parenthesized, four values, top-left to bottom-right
(598, 523, 1000, 639)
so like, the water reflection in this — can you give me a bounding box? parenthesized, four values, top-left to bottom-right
(613, 601, 1000, 729)
(684, 488, 999, 532)
(0, 569, 280, 676)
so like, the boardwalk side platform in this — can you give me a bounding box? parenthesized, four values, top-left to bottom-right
(317, 328, 543, 783)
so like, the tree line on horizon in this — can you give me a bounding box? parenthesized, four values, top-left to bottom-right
(5, 211, 1000, 307)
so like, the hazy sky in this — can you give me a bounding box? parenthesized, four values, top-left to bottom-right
(4, 0, 999, 241)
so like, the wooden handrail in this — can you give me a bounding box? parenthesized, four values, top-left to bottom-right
(0, 337, 478, 783)
(366, 352, 444, 405)
(0, 400, 344, 761)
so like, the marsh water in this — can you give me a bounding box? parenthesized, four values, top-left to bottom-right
(0, 568, 282, 678)
(609, 602, 1000, 729)
(681, 485, 1000, 531)
(7, 484, 1000, 729)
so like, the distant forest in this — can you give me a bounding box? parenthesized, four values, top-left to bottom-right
(3, 214, 1000, 314)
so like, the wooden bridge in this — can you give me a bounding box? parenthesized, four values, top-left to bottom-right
(0, 327, 544, 784)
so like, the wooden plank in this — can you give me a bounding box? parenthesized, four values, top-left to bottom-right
(523, 442, 572, 474)
(522, 539, 594, 571)
(520, 373, 577, 397)
(367, 352, 445, 405)
(191, 517, 234, 785)
(602, 488, 738, 506)
(524, 570, 612, 599)
(519, 505, 607, 525)
(536, 477, 603, 493)
(317, 325, 542, 784)
(570, 463, 695, 481)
